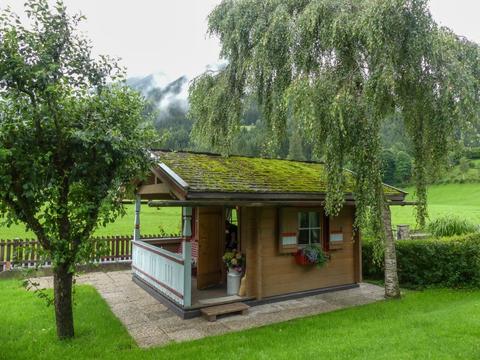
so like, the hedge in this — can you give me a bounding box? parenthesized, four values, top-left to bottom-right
(465, 147, 480, 160)
(363, 233, 480, 288)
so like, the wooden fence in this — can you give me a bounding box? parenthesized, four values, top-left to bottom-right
(0, 234, 168, 272)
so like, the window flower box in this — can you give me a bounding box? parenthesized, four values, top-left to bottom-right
(293, 244, 328, 268)
(294, 251, 315, 265)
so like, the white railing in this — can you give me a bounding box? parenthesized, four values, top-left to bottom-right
(132, 239, 191, 307)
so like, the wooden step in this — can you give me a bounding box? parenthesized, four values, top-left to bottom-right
(201, 302, 250, 322)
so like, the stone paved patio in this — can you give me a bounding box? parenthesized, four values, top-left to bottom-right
(32, 270, 384, 348)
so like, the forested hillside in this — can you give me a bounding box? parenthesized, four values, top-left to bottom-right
(129, 73, 480, 188)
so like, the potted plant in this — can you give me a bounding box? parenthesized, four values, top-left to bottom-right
(222, 249, 245, 295)
(294, 244, 328, 268)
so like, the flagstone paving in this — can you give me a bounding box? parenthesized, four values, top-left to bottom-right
(31, 270, 384, 348)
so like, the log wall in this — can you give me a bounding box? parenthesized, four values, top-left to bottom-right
(241, 205, 359, 299)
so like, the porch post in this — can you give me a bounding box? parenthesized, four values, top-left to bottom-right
(133, 194, 141, 241)
(182, 241, 192, 307)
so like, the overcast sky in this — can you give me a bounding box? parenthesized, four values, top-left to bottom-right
(3, 0, 480, 80)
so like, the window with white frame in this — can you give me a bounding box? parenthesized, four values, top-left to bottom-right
(298, 211, 321, 245)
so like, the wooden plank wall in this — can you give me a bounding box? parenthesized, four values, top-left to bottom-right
(239, 207, 258, 298)
(242, 205, 358, 299)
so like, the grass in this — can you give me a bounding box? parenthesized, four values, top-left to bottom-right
(434, 158, 480, 184)
(1, 182, 479, 239)
(2, 279, 480, 359)
(391, 182, 480, 228)
(0, 206, 182, 240)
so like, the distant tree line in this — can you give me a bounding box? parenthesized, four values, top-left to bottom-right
(143, 90, 479, 187)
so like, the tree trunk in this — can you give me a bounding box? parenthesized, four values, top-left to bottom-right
(382, 203, 401, 298)
(53, 265, 74, 339)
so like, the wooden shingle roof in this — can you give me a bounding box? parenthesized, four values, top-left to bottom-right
(152, 150, 406, 198)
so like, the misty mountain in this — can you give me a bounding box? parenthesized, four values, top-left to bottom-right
(127, 72, 189, 116)
(127, 72, 192, 150)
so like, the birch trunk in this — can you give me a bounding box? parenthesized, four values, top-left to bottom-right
(382, 203, 401, 298)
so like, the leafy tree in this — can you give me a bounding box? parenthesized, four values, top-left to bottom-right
(395, 151, 413, 185)
(381, 149, 397, 185)
(458, 157, 470, 175)
(288, 129, 307, 161)
(0, 0, 151, 339)
(189, 0, 480, 298)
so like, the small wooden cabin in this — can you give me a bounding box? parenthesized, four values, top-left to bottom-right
(132, 150, 406, 318)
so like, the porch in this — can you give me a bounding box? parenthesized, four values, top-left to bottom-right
(131, 230, 250, 315)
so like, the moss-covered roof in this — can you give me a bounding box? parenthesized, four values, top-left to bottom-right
(153, 150, 405, 197)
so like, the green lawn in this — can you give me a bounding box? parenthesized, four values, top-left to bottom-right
(0, 205, 182, 240)
(392, 182, 480, 229)
(2, 279, 480, 359)
(1, 182, 479, 239)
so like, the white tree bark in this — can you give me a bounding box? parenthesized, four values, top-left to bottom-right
(383, 203, 401, 298)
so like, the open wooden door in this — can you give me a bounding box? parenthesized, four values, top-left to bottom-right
(196, 207, 224, 289)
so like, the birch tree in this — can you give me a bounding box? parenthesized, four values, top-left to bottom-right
(189, 0, 480, 298)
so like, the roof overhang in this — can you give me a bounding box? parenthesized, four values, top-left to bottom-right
(148, 199, 414, 208)
(184, 191, 405, 202)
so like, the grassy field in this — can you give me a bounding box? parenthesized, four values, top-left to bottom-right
(1, 279, 480, 359)
(391, 183, 480, 228)
(0, 182, 478, 239)
(0, 205, 182, 240)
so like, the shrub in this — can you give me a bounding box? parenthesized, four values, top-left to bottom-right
(465, 147, 480, 160)
(427, 216, 478, 237)
(363, 233, 480, 288)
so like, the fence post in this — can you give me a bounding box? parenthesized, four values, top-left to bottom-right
(0, 241, 4, 271)
(115, 235, 120, 262)
(30, 239, 36, 267)
(5, 240, 12, 270)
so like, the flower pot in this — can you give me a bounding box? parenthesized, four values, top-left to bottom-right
(227, 269, 242, 295)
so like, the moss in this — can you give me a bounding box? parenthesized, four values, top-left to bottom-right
(155, 151, 403, 195)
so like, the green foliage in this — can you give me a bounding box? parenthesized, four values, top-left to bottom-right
(394, 151, 413, 185)
(189, 0, 480, 235)
(465, 147, 480, 159)
(380, 149, 396, 184)
(0, 1, 152, 269)
(189, 70, 242, 154)
(363, 233, 480, 288)
(432, 158, 480, 184)
(459, 157, 470, 174)
(427, 216, 478, 237)
(287, 128, 307, 161)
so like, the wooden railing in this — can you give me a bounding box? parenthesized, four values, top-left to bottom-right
(132, 239, 191, 307)
(0, 234, 173, 272)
